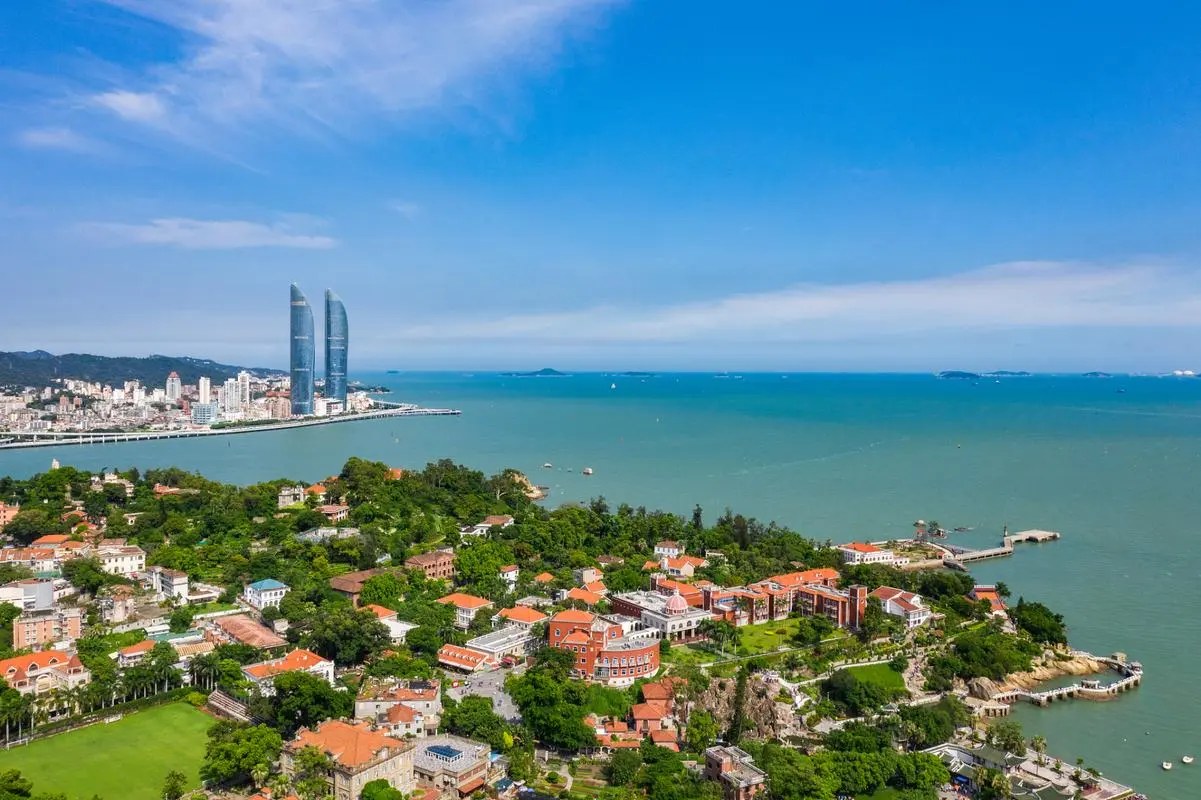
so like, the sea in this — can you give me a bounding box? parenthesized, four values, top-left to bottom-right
(1, 372, 1198, 797)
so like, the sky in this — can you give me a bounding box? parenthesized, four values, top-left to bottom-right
(3, 1, 1201, 371)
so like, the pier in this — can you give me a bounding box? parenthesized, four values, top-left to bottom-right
(0, 405, 461, 450)
(991, 652, 1143, 708)
(943, 529, 1060, 569)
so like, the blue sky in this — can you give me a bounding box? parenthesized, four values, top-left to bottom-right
(3, 1, 1201, 371)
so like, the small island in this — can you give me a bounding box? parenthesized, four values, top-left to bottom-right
(501, 368, 569, 377)
(983, 370, 1032, 377)
(937, 370, 982, 380)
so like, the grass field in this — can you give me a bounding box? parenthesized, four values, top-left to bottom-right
(845, 662, 906, 692)
(0, 703, 213, 800)
(738, 617, 802, 654)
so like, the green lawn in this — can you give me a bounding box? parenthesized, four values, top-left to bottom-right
(845, 662, 906, 692)
(0, 703, 213, 800)
(738, 617, 802, 654)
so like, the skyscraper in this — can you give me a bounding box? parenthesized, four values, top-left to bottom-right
(324, 289, 348, 404)
(198, 376, 211, 405)
(222, 378, 240, 412)
(290, 283, 315, 416)
(165, 372, 182, 404)
(237, 371, 251, 406)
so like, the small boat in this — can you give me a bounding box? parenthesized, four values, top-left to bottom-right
(1162, 761, 1172, 770)
(542, 463, 553, 469)
(582, 467, 594, 476)
(1183, 755, 1194, 764)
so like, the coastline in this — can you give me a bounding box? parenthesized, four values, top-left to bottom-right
(0, 405, 461, 450)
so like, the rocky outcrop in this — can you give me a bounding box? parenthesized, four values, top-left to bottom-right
(698, 675, 792, 739)
(974, 652, 1109, 698)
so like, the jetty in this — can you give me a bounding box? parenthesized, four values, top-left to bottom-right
(0, 405, 461, 450)
(943, 529, 1060, 569)
(990, 652, 1143, 710)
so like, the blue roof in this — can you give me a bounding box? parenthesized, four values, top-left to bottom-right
(248, 578, 288, 590)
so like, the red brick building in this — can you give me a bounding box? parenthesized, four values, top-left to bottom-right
(547, 609, 660, 687)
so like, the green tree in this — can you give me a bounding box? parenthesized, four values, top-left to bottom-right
(168, 606, 195, 633)
(292, 746, 334, 800)
(442, 696, 510, 751)
(988, 719, 1026, 755)
(359, 779, 405, 800)
(606, 749, 642, 786)
(306, 606, 390, 666)
(161, 770, 188, 800)
(60, 558, 115, 596)
(977, 767, 1012, 800)
(266, 671, 353, 737)
(200, 722, 284, 787)
(1010, 598, 1067, 644)
(0, 769, 33, 799)
(685, 710, 718, 753)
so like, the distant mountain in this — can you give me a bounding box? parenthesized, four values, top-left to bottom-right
(1082, 371, 1113, 378)
(937, 370, 981, 380)
(502, 368, 569, 377)
(0, 351, 285, 388)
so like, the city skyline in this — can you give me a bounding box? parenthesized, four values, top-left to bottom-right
(5, 3, 1201, 371)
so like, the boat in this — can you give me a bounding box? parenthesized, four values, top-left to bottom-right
(542, 463, 553, 469)
(1184, 755, 1194, 764)
(610, 383, 616, 390)
(582, 467, 594, 476)
(1162, 761, 1172, 770)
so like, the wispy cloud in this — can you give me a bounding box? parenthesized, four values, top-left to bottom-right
(80, 217, 337, 249)
(391, 261, 1201, 343)
(85, 0, 617, 143)
(389, 200, 422, 220)
(15, 126, 103, 154)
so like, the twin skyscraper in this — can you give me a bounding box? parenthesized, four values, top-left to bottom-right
(289, 284, 348, 416)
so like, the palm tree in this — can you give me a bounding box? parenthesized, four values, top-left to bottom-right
(1031, 735, 1047, 766)
(251, 762, 270, 790)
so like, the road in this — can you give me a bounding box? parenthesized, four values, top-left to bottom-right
(447, 665, 524, 723)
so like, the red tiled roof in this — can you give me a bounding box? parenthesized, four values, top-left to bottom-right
(32, 534, 70, 546)
(482, 515, 513, 526)
(244, 649, 330, 680)
(437, 644, 491, 670)
(212, 614, 287, 649)
(649, 729, 678, 744)
(561, 631, 590, 646)
(499, 564, 518, 573)
(306, 484, 327, 495)
(841, 542, 881, 553)
(550, 609, 594, 625)
(459, 777, 487, 795)
(437, 593, 493, 610)
(118, 640, 156, 657)
(583, 580, 607, 594)
(565, 587, 602, 606)
(364, 604, 398, 620)
(288, 720, 410, 768)
(640, 678, 684, 703)
(533, 572, 555, 583)
(386, 703, 419, 723)
(631, 702, 668, 720)
(497, 606, 547, 624)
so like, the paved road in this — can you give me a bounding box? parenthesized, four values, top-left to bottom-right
(447, 665, 524, 722)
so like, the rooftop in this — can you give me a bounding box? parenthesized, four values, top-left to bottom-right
(437, 592, 493, 610)
(289, 720, 412, 770)
(413, 735, 490, 776)
(248, 578, 288, 591)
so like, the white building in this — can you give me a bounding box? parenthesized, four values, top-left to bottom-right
(97, 545, 146, 576)
(462, 624, 535, 663)
(222, 378, 240, 413)
(364, 604, 419, 643)
(190, 402, 219, 425)
(197, 377, 211, 404)
(237, 371, 252, 406)
(244, 578, 290, 610)
(869, 586, 932, 628)
(654, 540, 683, 558)
(165, 372, 182, 404)
(356, 678, 442, 735)
(499, 564, 519, 589)
(148, 566, 190, 602)
(611, 590, 712, 641)
(836, 542, 907, 566)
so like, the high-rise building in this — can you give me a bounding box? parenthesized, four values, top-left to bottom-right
(237, 371, 251, 406)
(197, 377, 211, 404)
(324, 290, 348, 404)
(222, 378, 240, 412)
(165, 372, 182, 404)
(290, 283, 315, 416)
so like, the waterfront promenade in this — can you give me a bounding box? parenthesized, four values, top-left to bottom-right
(0, 404, 460, 450)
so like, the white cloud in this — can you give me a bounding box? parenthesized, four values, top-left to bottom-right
(389, 200, 422, 220)
(87, 0, 617, 141)
(92, 90, 167, 123)
(391, 261, 1201, 343)
(15, 127, 102, 153)
(80, 217, 337, 249)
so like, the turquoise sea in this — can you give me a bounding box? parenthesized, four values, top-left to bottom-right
(1, 372, 1198, 797)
